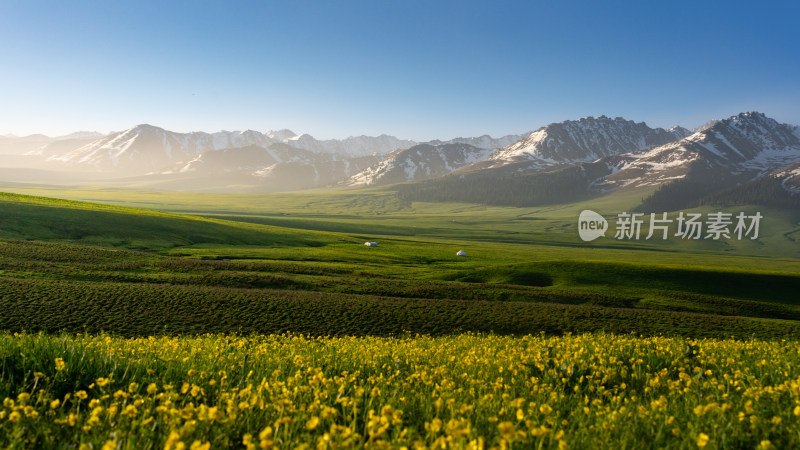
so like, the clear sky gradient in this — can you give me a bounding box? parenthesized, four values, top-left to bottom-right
(1, 0, 798, 140)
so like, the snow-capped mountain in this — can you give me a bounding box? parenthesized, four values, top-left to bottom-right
(393, 112, 800, 210)
(251, 153, 381, 191)
(0, 132, 104, 169)
(0, 134, 56, 155)
(46, 124, 416, 175)
(155, 142, 383, 192)
(266, 129, 299, 141)
(284, 134, 416, 158)
(163, 141, 379, 177)
(668, 126, 693, 140)
(426, 133, 528, 150)
(48, 125, 279, 174)
(604, 112, 800, 189)
(486, 116, 690, 169)
(164, 145, 285, 175)
(54, 131, 105, 141)
(7, 112, 799, 202)
(27, 135, 107, 159)
(348, 143, 494, 186)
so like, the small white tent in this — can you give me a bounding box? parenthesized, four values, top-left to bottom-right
(456, 250, 467, 257)
(364, 242, 379, 247)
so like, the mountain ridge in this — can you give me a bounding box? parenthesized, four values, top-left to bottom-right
(3, 112, 799, 203)
(395, 112, 800, 210)
(486, 115, 692, 168)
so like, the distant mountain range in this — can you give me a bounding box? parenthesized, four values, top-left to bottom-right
(2, 112, 799, 209)
(347, 116, 691, 186)
(395, 112, 800, 209)
(487, 116, 691, 168)
(41, 125, 417, 176)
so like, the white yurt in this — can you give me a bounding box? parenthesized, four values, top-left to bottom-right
(456, 250, 467, 257)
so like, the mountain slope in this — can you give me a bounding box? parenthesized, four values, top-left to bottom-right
(165, 145, 295, 175)
(347, 143, 494, 186)
(426, 133, 528, 150)
(397, 112, 800, 210)
(0, 192, 333, 250)
(608, 112, 800, 191)
(0, 134, 54, 155)
(284, 134, 416, 157)
(142, 142, 382, 193)
(485, 116, 689, 168)
(45, 125, 417, 176)
(773, 162, 800, 193)
(48, 125, 278, 175)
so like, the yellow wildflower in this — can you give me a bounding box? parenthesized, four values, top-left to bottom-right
(189, 441, 210, 450)
(498, 421, 515, 441)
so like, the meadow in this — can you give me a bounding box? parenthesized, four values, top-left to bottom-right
(1, 189, 800, 338)
(1, 185, 800, 447)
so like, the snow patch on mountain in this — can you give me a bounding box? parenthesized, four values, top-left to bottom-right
(348, 143, 493, 186)
(53, 131, 104, 140)
(426, 133, 527, 150)
(602, 112, 800, 189)
(266, 129, 298, 141)
(668, 126, 692, 139)
(284, 134, 416, 158)
(489, 116, 688, 167)
(47, 124, 417, 174)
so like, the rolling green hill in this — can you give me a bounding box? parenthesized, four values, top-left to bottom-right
(0, 192, 340, 250)
(4, 184, 800, 257)
(2, 188, 800, 339)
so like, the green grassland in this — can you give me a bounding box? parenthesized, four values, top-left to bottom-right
(2, 184, 799, 258)
(1, 186, 800, 339)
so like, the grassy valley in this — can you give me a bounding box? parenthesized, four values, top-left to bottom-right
(1, 188, 800, 339)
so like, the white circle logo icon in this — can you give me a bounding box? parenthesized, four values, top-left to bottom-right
(578, 210, 608, 241)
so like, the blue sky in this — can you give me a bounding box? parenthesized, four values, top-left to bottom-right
(1, 0, 798, 140)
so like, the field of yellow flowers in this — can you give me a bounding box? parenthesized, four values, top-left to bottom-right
(1, 332, 798, 449)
